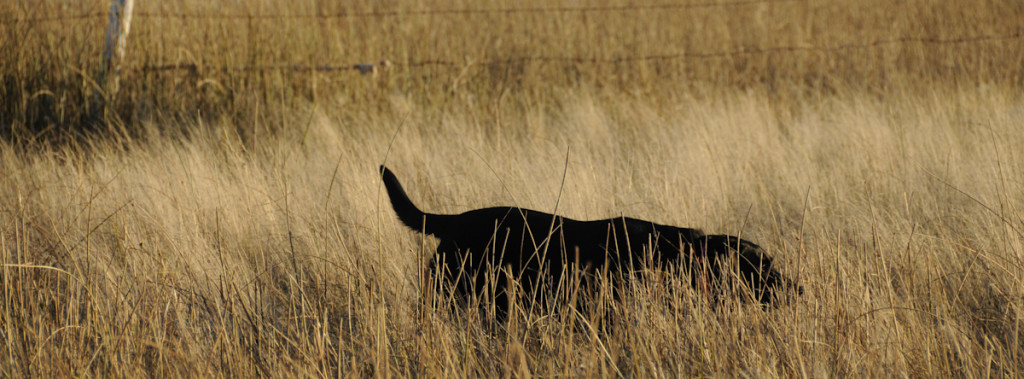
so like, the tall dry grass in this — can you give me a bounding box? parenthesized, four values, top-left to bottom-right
(2, 0, 1024, 377)
(2, 86, 1023, 376)
(1, 0, 1022, 137)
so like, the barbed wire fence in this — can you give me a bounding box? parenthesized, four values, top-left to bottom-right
(2, 0, 805, 24)
(4, 0, 1022, 76)
(138, 31, 1024, 75)
(3, 0, 1021, 133)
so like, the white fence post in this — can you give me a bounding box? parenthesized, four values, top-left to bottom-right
(97, 0, 135, 106)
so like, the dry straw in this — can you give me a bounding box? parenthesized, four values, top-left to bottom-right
(1, 0, 1023, 376)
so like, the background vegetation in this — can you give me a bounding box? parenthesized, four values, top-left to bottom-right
(2, 0, 1022, 138)
(1, 0, 1022, 376)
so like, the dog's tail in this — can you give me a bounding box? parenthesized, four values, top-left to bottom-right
(380, 165, 435, 235)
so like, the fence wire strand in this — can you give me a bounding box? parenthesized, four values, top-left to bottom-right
(2, 0, 802, 24)
(136, 30, 1024, 74)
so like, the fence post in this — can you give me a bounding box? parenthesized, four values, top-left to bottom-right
(95, 0, 135, 114)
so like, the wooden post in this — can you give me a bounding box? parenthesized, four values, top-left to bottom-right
(97, 0, 135, 106)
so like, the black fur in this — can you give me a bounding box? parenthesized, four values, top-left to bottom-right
(380, 166, 799, 315)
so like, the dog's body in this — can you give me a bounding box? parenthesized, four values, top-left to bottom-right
(380, 166, 798, 314)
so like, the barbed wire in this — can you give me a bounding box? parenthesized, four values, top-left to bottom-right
(1, 0, 800, 24)
(140, 0, 805, 19)
(7, 1, 1019, 78)
(137, 30, 1023, 74)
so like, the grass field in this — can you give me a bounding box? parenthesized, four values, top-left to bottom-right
(2, 0, 1024, 377)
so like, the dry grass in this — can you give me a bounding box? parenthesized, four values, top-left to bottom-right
(3, 87, 1023, 376)
(2, 0, 1024, 377)
(2, 0, 1022, 136)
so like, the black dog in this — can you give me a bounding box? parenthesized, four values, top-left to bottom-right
(380, 166, 798, 315)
